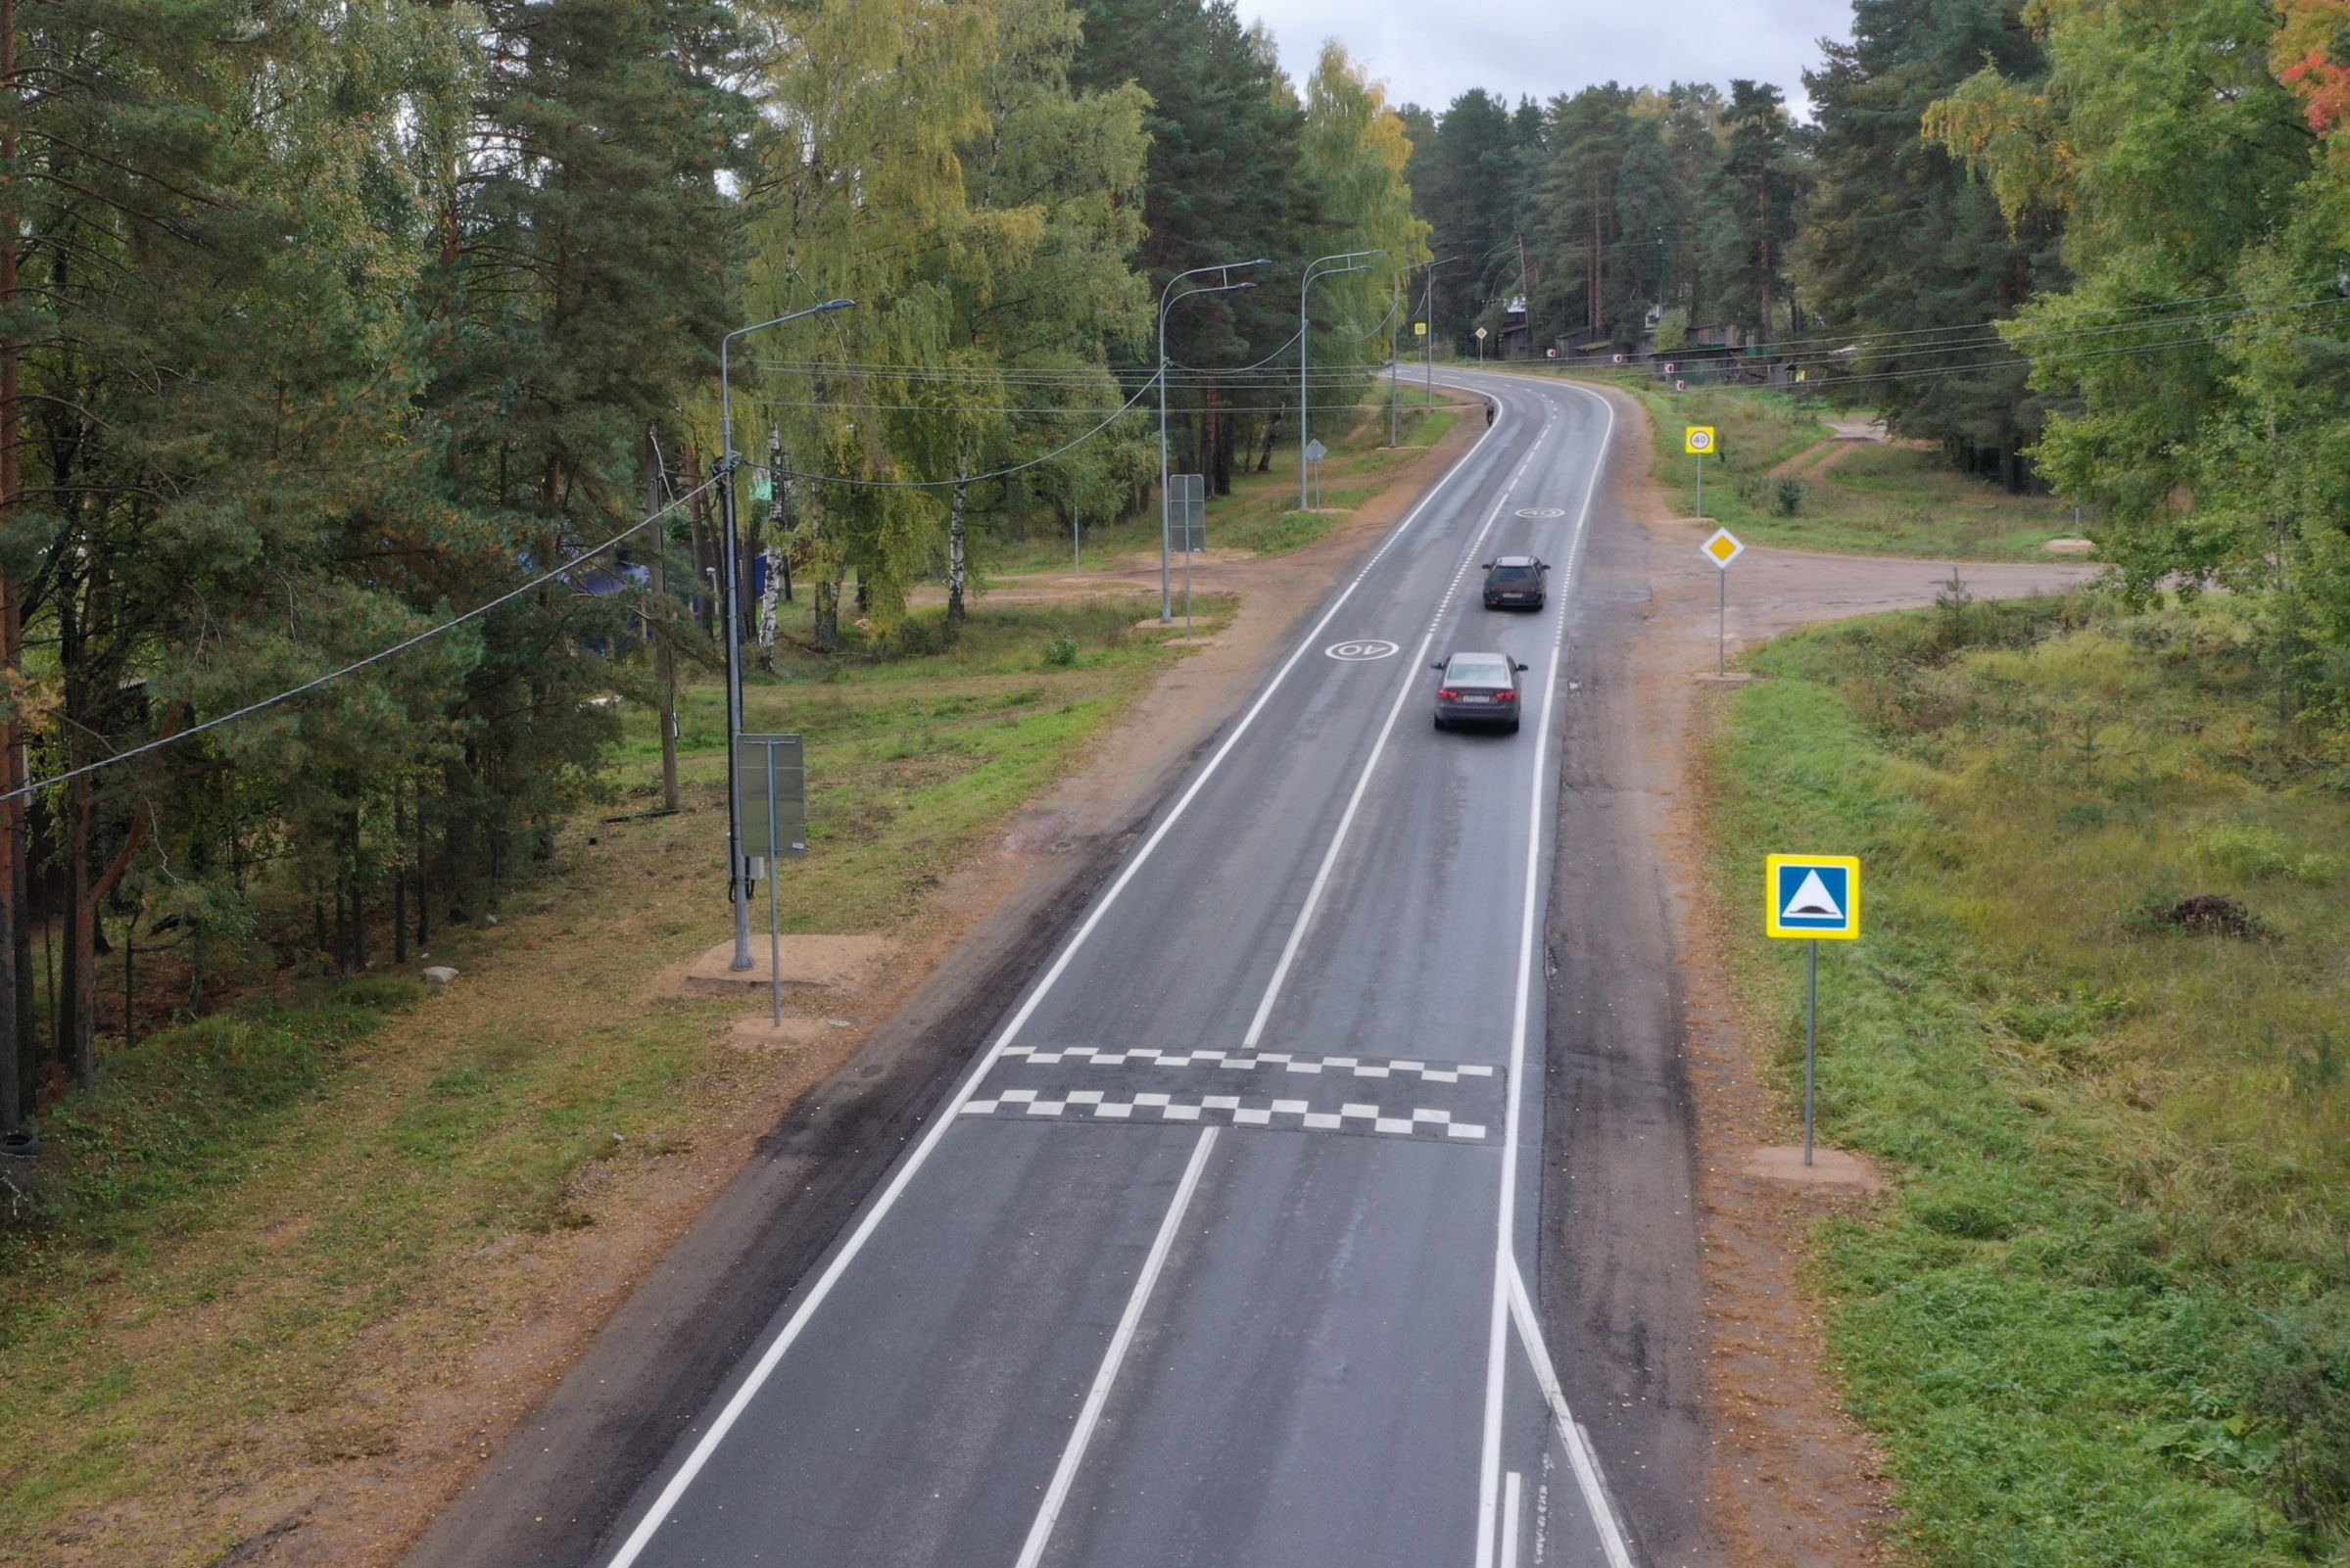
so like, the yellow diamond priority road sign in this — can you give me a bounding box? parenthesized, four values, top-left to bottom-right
(1685, 424, 1716, 454)
(1702, 527, 1743, 569)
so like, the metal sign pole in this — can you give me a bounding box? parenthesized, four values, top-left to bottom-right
(1696, 453, 1703, 520)
(1805, 939, 1819, 1166)
(1184, 534, 1193, 637)
(1718, 567, 1727, 676)
(767, 749, 784, 1025)
(1073, 503, 1080, 575)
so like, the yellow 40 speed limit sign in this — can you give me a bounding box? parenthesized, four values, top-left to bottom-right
(1684, 425, 1715, 454)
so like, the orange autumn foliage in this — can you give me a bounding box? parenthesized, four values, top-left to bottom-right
(2276, 0, 2350, 134)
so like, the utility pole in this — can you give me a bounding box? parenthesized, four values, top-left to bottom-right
(1389, 271, 1401, 447)
(647, 429, 680, 814)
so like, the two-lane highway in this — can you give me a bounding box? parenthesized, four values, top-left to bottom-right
(591, 372, 1642, 1568)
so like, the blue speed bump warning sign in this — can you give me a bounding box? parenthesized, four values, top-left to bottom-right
(1766, 854, 1861, 940)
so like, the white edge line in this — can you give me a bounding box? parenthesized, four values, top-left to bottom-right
(1507, 1261, 1636, 1568)
(597, 386, 1514, 1568)
(1471, 375, 1615, 1568)
(1241, 402, 1555, 1049)
(1013, 1124, 1221, 1568)
(1501, 1471, 1524, 1568)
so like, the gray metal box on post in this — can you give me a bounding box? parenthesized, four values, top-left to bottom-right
(1169, 474, 1207, 631)
(736, 734, 807, 1023)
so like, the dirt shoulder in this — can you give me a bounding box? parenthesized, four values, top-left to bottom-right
(1599, 386, 2097, 1563)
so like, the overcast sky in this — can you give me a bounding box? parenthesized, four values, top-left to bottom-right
(1240, 0, 1855, 119)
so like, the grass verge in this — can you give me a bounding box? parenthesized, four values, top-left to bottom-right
(1710, 591, 2350, 1565)
(1500, 366, 2085, 559)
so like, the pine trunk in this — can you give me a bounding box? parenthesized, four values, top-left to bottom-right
(0, 0, 22, 1130)
(394, 784, 409, 969)
(346, 809, 365, 974)
(64, 778, 94, 1092)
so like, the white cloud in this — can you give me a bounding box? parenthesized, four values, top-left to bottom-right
(1242, 0, 1852, 119)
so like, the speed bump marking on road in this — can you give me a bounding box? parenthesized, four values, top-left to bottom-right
(1513, 506, 1566, 518)
(959, 1091, 1488, 1142)
(967, 1043, 1504, 1143)
(1004, 1042, 1495, 1082)
(1765, 854, 1862, 939)
(1325, 639, 1401, 661)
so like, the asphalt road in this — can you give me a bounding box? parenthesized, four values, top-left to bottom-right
(480, 371, 1673, 1568)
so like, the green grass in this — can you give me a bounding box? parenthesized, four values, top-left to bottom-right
(1487, 365, 2087, 560)
(1711, 592, 2350, 1564)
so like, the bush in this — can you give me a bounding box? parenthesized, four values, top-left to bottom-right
(1041, 629, 1079, 668)
(2245, 1295, 2350, 1543)
(2195, 821, 2339, 884)
(1775, 476, 1808, 515)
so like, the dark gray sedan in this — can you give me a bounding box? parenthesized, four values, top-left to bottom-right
(1481, 554, 1547, 609)
(1431, 650, 1530, 733)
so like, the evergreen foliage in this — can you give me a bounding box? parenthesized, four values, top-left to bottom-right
(0, 0, 1438, 1113)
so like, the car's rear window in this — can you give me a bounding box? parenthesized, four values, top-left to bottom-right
(1448, 658, 1510, 685)
(1490, 565, 1539, 584)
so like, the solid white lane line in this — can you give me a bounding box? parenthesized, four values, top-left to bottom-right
(1240, 393, 1558, 1051)
(1013, 1125, 1221, 1568)
(1508, 1261, 1635, 1568)
(1501, 1471, 1524, 1568)
(1467, 377, 1617, 1568)
(598, 387, 1519, 1568)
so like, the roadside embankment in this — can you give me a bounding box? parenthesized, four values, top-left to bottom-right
(1704, 592, 2350, 1565)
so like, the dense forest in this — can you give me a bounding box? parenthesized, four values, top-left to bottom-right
(0, 0, 1424, 1122)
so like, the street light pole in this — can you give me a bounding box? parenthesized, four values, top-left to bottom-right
(717, 297, 855, 971)
(1389, 270, 1401, 447)
(1299, 249, 1380, 512)
(1421, 255, 1461, 407)
(1158, 259, 1269, 622)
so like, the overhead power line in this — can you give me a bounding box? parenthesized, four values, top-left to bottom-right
(2, 474, 724, 806)
(743, 370, 1161, 489)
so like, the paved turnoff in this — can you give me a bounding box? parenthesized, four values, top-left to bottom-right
(542, 373, 1658, 1567)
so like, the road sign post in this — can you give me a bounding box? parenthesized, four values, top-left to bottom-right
(738, 734, 807, 1025)
(1701, 527, 1743, 675)
(1764, 853, 1862, 1164)
(1685, 424, 1715, 518)
(1304, 438, 1327, 514)
(1475, 324, 1488, 364)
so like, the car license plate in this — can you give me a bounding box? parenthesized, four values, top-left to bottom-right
(1461, 693, 1490, 702)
